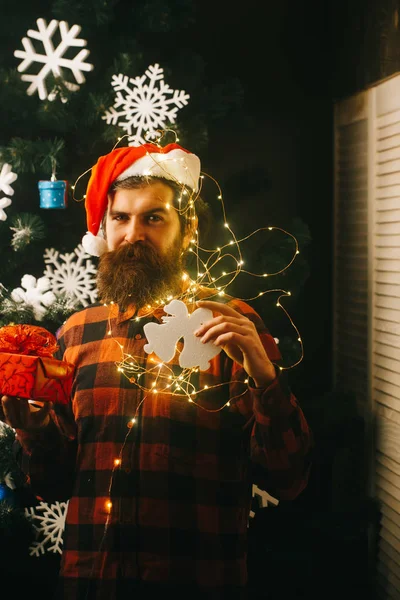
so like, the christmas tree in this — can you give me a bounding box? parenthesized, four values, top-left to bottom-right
(0, 0, 311, 592)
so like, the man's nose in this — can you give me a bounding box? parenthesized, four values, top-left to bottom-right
(124, 219, 145, 243)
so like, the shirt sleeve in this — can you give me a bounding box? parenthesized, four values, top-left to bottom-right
(13, 326, 78, 502)
(226, 300, 314, 502)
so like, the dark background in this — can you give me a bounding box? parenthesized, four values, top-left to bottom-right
(6, 0, 400, 598)
(186, 0, 335, 402)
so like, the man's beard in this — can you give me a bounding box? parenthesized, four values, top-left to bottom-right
(96, 240, 184, 311)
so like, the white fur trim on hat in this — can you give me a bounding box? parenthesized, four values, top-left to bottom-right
(82, 231, 108, 257)
(116, 148, 200, 192)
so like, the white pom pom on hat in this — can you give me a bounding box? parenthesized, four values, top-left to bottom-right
(81, 142, 201, 257)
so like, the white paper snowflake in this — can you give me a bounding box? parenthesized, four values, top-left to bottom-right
(43, 244, 98, 307)
(11, 274, 55, 321)
(14, 18, 94, 101)
(0, 197, 12, 221)
(25, 500, 69, 556)
(0, 163, 18, 196)
(102, 63, 190, 146)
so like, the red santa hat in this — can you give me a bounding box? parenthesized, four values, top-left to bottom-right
(81, 142, 201, 257)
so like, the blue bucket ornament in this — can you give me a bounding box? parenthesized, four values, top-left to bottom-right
(38, 178, 68, 209)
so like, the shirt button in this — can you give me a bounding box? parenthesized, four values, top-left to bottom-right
(135, 334, 142, 340)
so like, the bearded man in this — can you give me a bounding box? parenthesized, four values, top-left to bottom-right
(1, 140, 313, 600)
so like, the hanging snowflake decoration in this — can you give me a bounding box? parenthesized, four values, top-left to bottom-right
(14, 18, 94, 101)
(25, 500, 69, 556)
(11, 274, 55, 321)
(0, 197, 12, 221)
(102, 63, 190, 146)
(43, 244, 98, 307)
(0, 163, 18, 197)
(0, 162, 18, 221)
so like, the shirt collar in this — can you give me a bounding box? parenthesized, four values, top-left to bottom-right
(109, 302, 166, 324)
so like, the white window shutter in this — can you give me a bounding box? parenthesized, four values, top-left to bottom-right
(374, 75, 400, 600)
(334, 74, 400, 599)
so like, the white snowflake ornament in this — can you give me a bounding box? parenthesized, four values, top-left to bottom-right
(14, 18, 94, 101)
(103, 63, 189, 146)
(43, 244, 98, 307)
(11, 274, 55, 321)
(0, 197, 12, 221)
(0, 163, 18, 196)
(25, 500, 69, 556)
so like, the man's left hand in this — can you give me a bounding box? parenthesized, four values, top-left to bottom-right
(195, 300, 276, 388)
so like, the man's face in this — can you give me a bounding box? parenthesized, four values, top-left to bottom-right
(96, 180, 188, 310)
(105, 180, 184, 256)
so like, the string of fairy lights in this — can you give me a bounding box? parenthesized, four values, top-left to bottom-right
(72, 129, 304, 422)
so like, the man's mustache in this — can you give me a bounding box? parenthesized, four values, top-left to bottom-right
(112, 242, 161, 265)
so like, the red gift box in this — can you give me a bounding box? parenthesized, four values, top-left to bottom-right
(0, 353, 74, 404)
(0, 324, 74, 405)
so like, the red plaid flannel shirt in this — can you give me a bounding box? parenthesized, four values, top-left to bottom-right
(16, 294, 312, 599)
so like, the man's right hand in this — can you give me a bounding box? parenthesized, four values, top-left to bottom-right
(1, 395, 51, 431)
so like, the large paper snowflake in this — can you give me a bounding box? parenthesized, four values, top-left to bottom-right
(14, 18, 94, 101)
(11, 274, 55, 321)
(25, 500, 69, 556)
(43, 244, 98, 307)
(102, 63, 190, 146)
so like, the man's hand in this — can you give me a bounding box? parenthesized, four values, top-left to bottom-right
(1, 395, 51, 431)
(195, 300, 276, 388)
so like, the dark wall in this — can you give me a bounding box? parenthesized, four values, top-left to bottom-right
(187, 1, 334, 401)
(332, 0, 400, 101)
